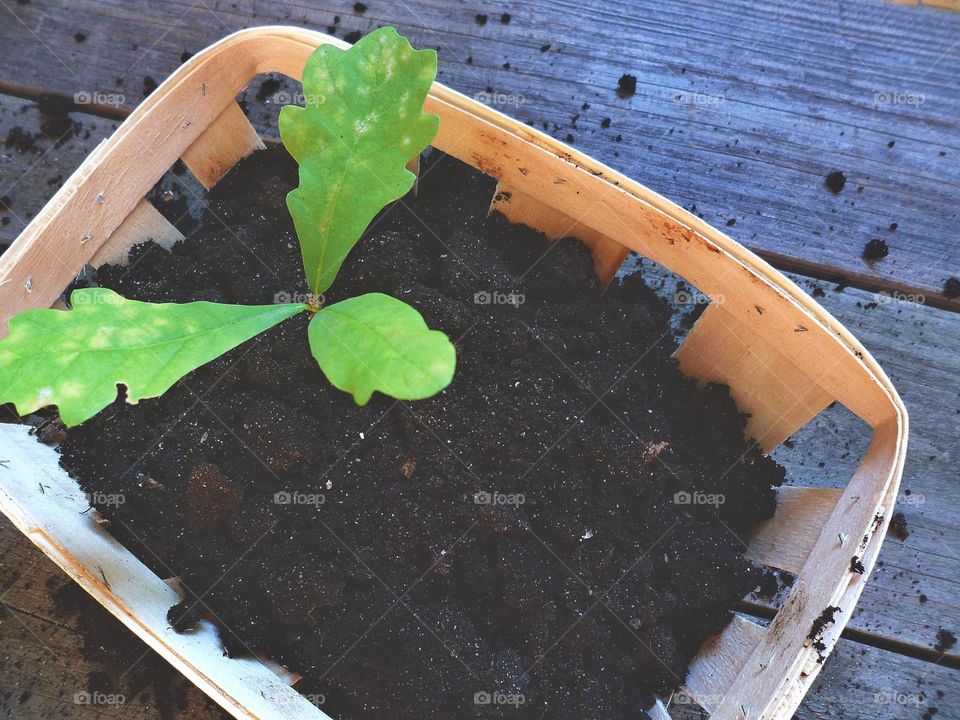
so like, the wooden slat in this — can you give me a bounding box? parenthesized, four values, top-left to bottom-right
(89, 199, 184, 267)
(675, 303, 835, 451)
(490, 182, 630, 286)
(684, 614, 766, 713)
(0, 1, 957, 302)
(181, 101, 265, 189)
(746, 487, 843, 573)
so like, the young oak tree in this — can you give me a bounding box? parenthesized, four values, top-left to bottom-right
(0, 27, 455, 426)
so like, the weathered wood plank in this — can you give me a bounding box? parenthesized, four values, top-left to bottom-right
(0, 0, 957, 302)
(0, 94, 116, 251)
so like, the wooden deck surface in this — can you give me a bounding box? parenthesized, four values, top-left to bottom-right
(0, 1, 958, 718)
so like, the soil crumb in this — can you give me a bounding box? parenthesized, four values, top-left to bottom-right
(617, 74, 637, 99)
(889, 511, 910, 540)
(862, 238, 889, 261)
(944, 277, 960, 299)
(825, 170, 846, 194)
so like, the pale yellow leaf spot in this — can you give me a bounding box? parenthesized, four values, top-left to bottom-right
(59, 382, 83, 399)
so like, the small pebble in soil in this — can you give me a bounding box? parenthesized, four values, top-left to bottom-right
(862, 238, 889, 261)
(824, 170, 846, 194)
(617, 73, 637, 98)
(944, 277, 960, 299)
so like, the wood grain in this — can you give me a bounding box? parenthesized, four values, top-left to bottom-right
(0, 0, 956, 303)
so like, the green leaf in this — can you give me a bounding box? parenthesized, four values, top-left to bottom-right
(308, 293, 455, 405)
(279, 26, 439, 295)
(0, 287, 307, 425)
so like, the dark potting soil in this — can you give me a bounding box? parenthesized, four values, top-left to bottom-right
(58, 146, 783, 719)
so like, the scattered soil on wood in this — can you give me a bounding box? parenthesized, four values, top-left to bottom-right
(862, 238, 889, 261)
(889, 511, 910, 540)
(616, 74, 637, 99)
(934, 628, 957, 654)
(824, 170, 846, 194)
(59, 147, 783, 719)
(944, 277, 960, 299)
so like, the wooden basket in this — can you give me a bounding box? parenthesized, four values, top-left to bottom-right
(0, 27, 907, 720)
